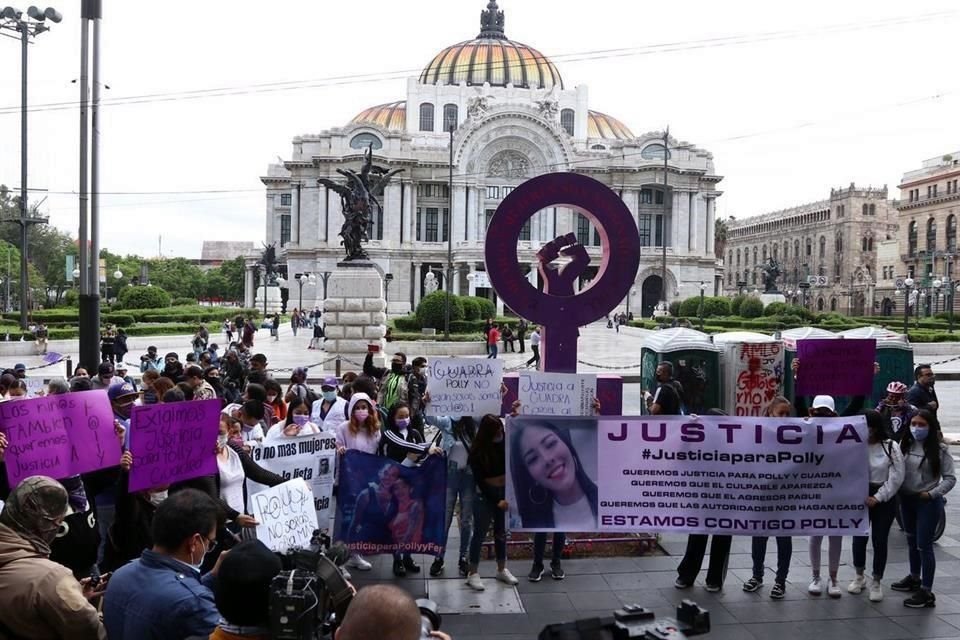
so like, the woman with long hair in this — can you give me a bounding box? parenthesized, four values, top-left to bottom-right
(426, 415, 477, 578)
(389, 476, 424, 546)
(891, 409, 956, 607)
(335, 392, 382, 572)
(465, 415, 519, 591)
(266, 396, 321, 441)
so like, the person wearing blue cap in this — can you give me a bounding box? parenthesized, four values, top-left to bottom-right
(311, 376, 347, 432)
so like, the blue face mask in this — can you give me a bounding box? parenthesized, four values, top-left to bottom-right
(911, 426, 930, 442)
(323, 390, 337, 403)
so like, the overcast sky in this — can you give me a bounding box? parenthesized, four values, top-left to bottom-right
(1, 0, 958, 259)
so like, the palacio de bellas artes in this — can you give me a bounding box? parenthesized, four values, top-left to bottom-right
(254, 1, 723, 321)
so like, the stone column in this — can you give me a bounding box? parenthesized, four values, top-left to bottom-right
(409, 182, 419, 242)
(452, 265, 461, 295)
(385, 183, 402, 246)
(468, 264, 477, 296)
(688, 193, 701, 254)
(705, 197, 716, 259)
(244, 265, 256, 309)
(673, 191, 689, 255)
(413, 263, 422, 308)
(452, 185, 467, 245)
(465, 186, 475, 244)
(290, 184, 301, 245)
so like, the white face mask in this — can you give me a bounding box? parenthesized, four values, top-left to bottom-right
(148, 490, 168, 507)
(217, 434, 229, 449)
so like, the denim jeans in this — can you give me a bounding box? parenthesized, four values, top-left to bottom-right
(900, 493, 944, 590)
(852, 490, 897, 579)
(438, 462, 474, 560)
(751, 536, 792, 583)
(677, 535, 731, 586)
(469, 489, 506, 567)
(487, 344, 498, 359)
(533, 533, 565, 566)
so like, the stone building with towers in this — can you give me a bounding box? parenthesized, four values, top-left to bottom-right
(253, 1, 723, 319)
(722, 184, 898, 315)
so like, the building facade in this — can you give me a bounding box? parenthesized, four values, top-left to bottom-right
(254, 1, 723, 319)
(723, 184, 897, 315)
(893, 150, 960, 317)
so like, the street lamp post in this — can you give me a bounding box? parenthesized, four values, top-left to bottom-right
(902, 277, 914, 338)
(320, 271, 332, 302)
(384, 273, 394, 315)
(934, 278, 943, 317)
(698, 281, 707, 331)
(296, 273, 310, 311)
(1, 5, 60, 330)
(104, 266, 122, 303)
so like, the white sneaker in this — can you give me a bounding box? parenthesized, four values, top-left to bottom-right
(827, 579, 842, 598)
(340, 568, 352, 581)
(808, 576, 823, 595)
(346, 554, 372, 571)
(869, 579, 883, 602)
(497, 568, 519, 586)
(466, 573, 486, 591)
(848, 574, 866, 594)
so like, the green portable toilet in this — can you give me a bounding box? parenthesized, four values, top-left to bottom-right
(781, 327, 837, 403)
(712, 331, 784, 416)
(838, 326, 914, 408)
(640, 328, 722, 414)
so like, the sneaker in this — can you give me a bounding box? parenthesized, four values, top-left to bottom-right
(869, 579, 883, 602)
(743, 577, 763, 593)
(340, 567, 352, 581)
(430, 558, 444, 577)
(497, 568, 519, 586)
(346, 555, 372, 571)
(904, 590, 936, 608)
(848, 574, 867, 594)
(675, 577, 693, 589)
(458, 557, 469, 578)
(528, 564, 544, 582)
(550, 560, 565, 580)
(827, 579, 841, 598)
(403, 557, 421, 574)
(770, 582, 786, 600)
(393, 559, 407, 578)
(808, 576, 823, 595)
(466, 573, 485, 591)
(705, 583, 722, 593)
(891, 575, 921, 592)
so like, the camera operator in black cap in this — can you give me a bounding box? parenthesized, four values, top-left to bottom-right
(210, 540, 282, 640)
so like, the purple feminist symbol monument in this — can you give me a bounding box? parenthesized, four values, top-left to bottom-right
(485, 172, 641, 374)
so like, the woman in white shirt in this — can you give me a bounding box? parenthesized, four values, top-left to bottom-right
(334, 392, 382, 571)
(266, 397, 321, 441)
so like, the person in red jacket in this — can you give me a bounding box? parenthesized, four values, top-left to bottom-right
(487, 323, 500, 359)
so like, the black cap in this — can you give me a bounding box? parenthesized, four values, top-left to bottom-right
(215, 540, 282, 627)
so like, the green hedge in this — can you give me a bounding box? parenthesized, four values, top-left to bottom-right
(118, 286, 171, 309)
(740, 297, 764, 318)
(416, 291, 465, 329)
(394, 316, 421, 332)
(461, 297, 481, 321)
(465, 296, 496, 320)
(171, 297, 196, 307)
(668, 301, 682, 317)
(730, 294, 748, 316)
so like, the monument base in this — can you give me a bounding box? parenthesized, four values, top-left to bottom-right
(254, 285, 283, 315)
(759, 292, 786, 307)
(324, 262, 387, 370)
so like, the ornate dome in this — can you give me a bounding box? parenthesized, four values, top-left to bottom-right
(588, 111, 634, 140)
(419, 1, 563, 91)
(351, 101, 406, 131)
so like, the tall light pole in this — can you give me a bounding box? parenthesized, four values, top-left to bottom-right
(444, 124, 455, 340)
(903, 277, 916, 336)
(698, 281, 707, 331)
(1, 5, 60, 330)
(660, 128, 670, 312)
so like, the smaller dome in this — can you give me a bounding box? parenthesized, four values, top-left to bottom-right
(351, 101, 406, 131)
(588, 111, 634, 140)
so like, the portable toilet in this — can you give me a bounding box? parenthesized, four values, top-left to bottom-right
(781, 327, 837, 402)
(640, 328, 722, 414)
(712, 332, 785, 416)
(838, 326, 914, 407)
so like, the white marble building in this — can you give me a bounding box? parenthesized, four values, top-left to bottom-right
(254, 1, 723, 319)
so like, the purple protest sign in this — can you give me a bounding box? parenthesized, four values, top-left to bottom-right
(796, 338, 876, 397)
(0, 391, 120, 488)
(128, 399, 220, 492)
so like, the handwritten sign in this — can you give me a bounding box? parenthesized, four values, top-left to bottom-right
(425, 358, 503, 417)
(247, 433, 337, 530)
(796, 338, 876, 397)
(733, 342, 784, 416)
(127, 399, 220, 492)
(0, 391, 121, 488)
(251, 478, 318, 553)
(24, 378, 45, 398)
(517, 372, 597, 416)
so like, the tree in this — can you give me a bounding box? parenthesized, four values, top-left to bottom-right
(146, 257, 206, 299)
(209, 256, 244, 302)
(715, 216, 732, 260)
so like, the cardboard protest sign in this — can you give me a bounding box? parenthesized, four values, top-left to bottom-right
(0, 391, 121, 488)
(251, 478, 318, 553)
(517, 371, 597, 416)
(24, 377, 45, 398)
(247, 433, 337, 530)
(796, 338, 876, 397)
(127, 399, 220, 492)
(425, 358, 503, 417)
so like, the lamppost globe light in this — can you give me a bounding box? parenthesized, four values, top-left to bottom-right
(72, 267, 80, 279)
(905, 277, 915, 287)
(308, 273, 316, 285)
(299, 273, 308, 285)
(934, 279, 943, 289)
(113, 268, 123, 280)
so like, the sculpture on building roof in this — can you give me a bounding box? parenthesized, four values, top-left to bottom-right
(760, 257, 782, 293)
(318, 144, 404, 261)
(478, 0, 506, 39)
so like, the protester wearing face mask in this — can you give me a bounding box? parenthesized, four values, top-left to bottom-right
(336, 392, 382, 572)
(104, 489, 225, 639)
(264, 379, 287, 427)
(267, 397, 321, 440)
(0, 476, 107, 640)
(890, 409, 956, 608)
(311, 376, 348, 432)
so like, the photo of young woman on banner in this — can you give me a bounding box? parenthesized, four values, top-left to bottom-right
(507, 417, 600, 531)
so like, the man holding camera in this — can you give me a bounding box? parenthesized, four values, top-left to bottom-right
(336, 585, 451, 640)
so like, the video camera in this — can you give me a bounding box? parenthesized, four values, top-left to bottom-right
(269, 532, 354, 640)
(538, 600, 710, 640)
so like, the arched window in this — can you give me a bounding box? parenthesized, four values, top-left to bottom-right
(783, 241, 789, 260)
(862, 237, 868, 252)
(753, 247, 758, 265)
(762, 245, 767, 261)
(442, 104, 459, 132)
(927, 217, 937, 252)
(773, 244, 778, 260)
(641, 144, 671, 160)
(868, 237, 874, 251)
(863, 204, 869, 216)
(869, 204, 876, 216)
(817, 297, 825, 311)
(908, 221, 918, 256)
(349, 132, 383, 150)
(794, 240, 800, 259)
(736, 249, 740, 266)
(948, 214, 957, 251)
(836, 235, 843, 253)
(419, 103, 435, 132)
(805, 238, 812, 257)
(830, 298, 838, 311)
(819, 236, 826, 258)
(561, 109, 575, 136)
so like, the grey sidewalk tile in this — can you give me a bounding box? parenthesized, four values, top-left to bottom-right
(603, 571, 658, 590)
(516, 573, 611, 593)
(591, 557, 643, 573)
(520, 592, 576, 613)
(890, 614, 960, 638)
(568, 591, 624, 612)
(704, 625, 760, 640)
